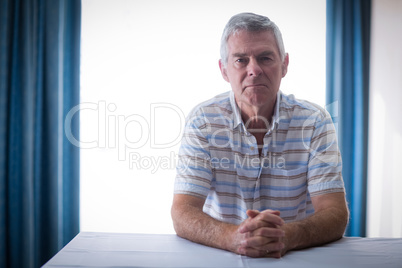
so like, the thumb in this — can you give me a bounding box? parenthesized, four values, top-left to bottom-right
(246, 209, 260, 218)
(262, 209, 281, 216)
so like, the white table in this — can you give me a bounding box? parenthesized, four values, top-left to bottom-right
(43, 232, 402, 268)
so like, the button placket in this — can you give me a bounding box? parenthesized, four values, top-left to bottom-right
(252, 132, 274, 210)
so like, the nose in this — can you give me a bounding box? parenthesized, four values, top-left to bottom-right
(247, 58, 262, 77)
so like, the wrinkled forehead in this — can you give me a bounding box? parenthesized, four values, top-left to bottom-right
(226, 30, 279, 55)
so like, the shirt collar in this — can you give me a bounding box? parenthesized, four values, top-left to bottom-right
(271, 90, 281, 128)
(230, 90, 281, 131)
(230, 91, 243, 129)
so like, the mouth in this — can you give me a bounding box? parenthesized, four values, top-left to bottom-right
(245, 84, 267, 89)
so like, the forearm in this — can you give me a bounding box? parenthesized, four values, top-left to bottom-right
(171, 196, 239, 253)
(282, 205, 349, 253)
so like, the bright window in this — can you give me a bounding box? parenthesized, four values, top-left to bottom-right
(80, 0, 326, 234)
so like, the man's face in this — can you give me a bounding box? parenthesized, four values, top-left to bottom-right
(219, 30, 288, 110)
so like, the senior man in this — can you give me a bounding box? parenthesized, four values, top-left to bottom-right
(171, 12, 348, 258)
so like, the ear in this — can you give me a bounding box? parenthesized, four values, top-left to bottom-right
(219, 59, 230, 82)
(281, 53, 289, 78)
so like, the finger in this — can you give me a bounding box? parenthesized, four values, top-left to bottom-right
(241, 233, 274, 247)
(258, 210, 283, 222)
(251, 226, 285, 238)
(238, 245, 283, 258)
(266, 250, 282, 259)
(266, 209, 281, 216)
(261, 241, 285, 253)
(241, 232, 284, 248)
(254, 211, 284, 227)
(246, 210, 260, 218)
(241, 236, 277, 248)
(238, 246, 266, 258)
(246, 209, 280, 218)
(239, 213, 284, 233)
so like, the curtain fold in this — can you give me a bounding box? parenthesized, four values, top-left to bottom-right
(0, 0, 81, 267)
(326, 0, 371, 237)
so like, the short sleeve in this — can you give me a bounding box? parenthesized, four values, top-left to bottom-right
(306, 109, 345, 196)
(174, 110, 213, 199)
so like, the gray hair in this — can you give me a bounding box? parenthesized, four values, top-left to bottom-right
(220, 12, 286, 66)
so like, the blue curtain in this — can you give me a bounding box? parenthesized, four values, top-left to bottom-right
(0, 0, 81, 267)
(326, 0, 371, 237)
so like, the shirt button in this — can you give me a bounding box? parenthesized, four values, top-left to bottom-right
(250, 146, 255, 151)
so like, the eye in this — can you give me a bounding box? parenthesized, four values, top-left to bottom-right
(235, 58, 248, 65)
(260, 56, 273, 62)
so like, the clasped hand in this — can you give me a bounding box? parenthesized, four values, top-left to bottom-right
(236, 209, 285, 258)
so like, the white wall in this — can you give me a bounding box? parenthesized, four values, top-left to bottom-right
(80, 0, 326, 234)
(367, 0, 402, 237)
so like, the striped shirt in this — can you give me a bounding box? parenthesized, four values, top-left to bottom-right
(174, 90, 344, 224)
